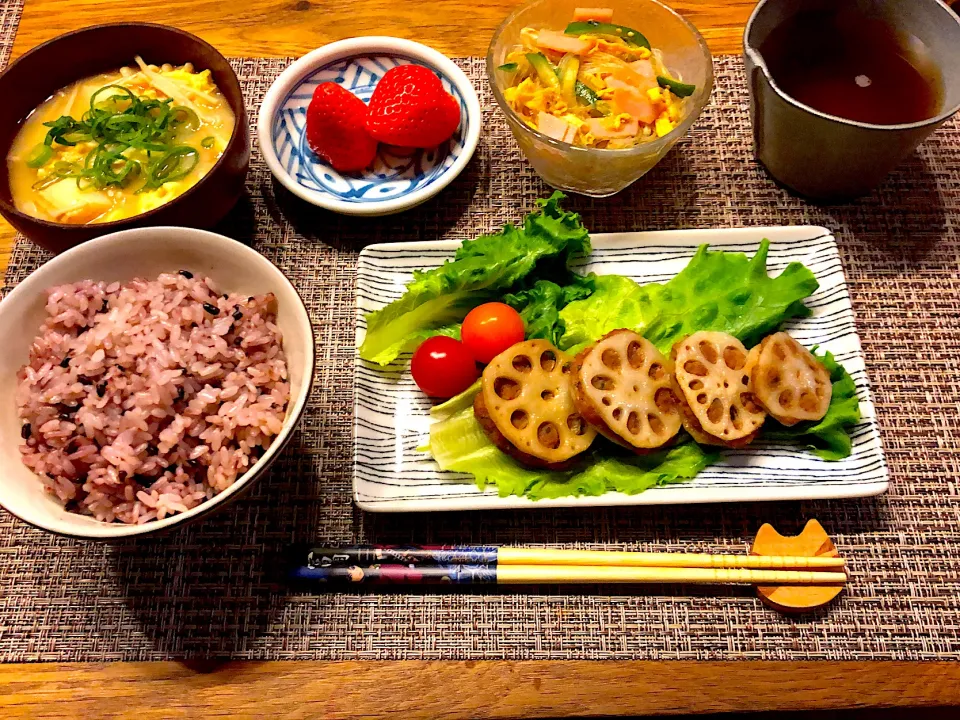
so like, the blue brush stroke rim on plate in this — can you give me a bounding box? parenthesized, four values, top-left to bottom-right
(270, 54, 470, 204)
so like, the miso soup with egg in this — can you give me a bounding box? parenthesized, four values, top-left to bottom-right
(7, 57, 235, 224)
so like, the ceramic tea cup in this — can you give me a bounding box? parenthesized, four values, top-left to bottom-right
(743, 0, 960, 200)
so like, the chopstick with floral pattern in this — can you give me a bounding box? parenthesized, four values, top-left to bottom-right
(288, 545, 847, 586)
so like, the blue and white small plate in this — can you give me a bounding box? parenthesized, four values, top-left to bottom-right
(258, 37, 481, 216)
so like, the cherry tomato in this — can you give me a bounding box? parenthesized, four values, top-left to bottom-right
(461, 302, 525, 364)
(411, 336, 479, 398)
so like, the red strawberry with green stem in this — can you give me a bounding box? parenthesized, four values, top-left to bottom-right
(365, 64, 461, 148)
(305, 82, 378, 172)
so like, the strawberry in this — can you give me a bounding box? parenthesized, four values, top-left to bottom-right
(365, 64, 461, 148)
(305, 82, 378, 173)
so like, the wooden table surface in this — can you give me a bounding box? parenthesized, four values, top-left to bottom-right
(2, 1, 959, 718)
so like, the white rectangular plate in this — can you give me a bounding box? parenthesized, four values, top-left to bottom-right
(354, 226, 888, 512)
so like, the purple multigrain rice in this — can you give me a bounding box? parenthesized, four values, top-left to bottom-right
(16, 272, 291, 524)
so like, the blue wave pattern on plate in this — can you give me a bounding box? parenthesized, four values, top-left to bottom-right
(271, 54, 469, 203)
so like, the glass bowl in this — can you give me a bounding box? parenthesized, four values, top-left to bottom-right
(486, 0, 713, 197)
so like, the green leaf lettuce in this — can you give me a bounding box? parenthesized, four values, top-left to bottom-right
(428, 406, 716, 500)
(559, 239, 820, 354)
(502, 275, 595, 346)
(358, 192, 590, 366)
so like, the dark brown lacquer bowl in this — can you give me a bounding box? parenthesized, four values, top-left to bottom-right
(0, 23, 250, 254)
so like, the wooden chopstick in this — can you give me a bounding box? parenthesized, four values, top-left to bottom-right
(496, 565, 848, 585)
(497, 547, 844, 569)
(289, 563, 847, 586)
(291, 546, 848, 586)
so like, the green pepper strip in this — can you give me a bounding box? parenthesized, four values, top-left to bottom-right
(563, 20, 651, 49)
(657, 75, 696, 98)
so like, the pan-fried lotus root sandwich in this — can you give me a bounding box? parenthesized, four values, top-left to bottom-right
(751, 332, 832, 426)
(673, 331, 767, 448)
(572, 329, 682, 452)
(474, 339, 597, 469)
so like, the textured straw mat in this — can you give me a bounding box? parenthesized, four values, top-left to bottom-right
(2, 48, 960, 661)
(0, 0, 22, 69)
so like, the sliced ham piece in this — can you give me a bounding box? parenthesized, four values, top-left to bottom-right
(573, 7, 614, 22)
(537, 112, 577, 143)
(611, 66, 657, 93)
(604, 76, 635, 92)
(612, 87, 658, 123)
(585, 116, 639, 140)
(629, 59, 656, 80)
(536, 29, 593, 55)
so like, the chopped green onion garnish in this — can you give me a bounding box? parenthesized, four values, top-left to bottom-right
(141, 146, 199, 190)
(497, 62, 519, 72)
(201, 136, 215, 149)
(25, 144, 53, 168)
(30, 81, 204, 192)
(171, 106, 201, 132)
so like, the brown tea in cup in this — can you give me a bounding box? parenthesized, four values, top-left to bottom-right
(758, 7, 941, 125)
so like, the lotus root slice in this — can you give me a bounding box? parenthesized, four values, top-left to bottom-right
(572, 329, 681, 450)
(479, 339, 596, 464)
(752, 332, 832, 426)
(673, 331, 767, 442)
(676, 393, 762, 449)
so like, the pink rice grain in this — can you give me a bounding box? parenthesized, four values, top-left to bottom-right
(16, 272, 291, 524)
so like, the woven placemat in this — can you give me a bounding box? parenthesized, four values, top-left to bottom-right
(2, 50, 960, 662)
(0, 0, 22, 68)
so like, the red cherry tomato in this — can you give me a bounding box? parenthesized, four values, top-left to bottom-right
(461, 302, 525, 364)
(411, 336, 479, 398)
